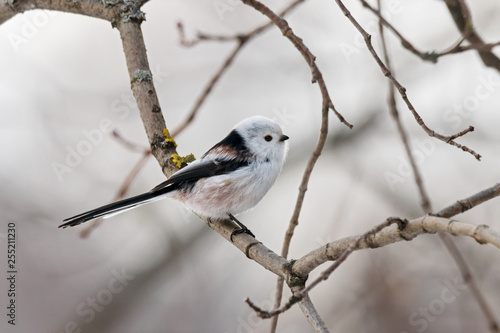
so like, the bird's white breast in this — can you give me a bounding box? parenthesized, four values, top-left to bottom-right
(169, 157, 283, 219)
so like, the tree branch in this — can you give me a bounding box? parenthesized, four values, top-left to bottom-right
(244, 183, 500, 320)
(444, 0, 500, 72)
(241, 0, 352, 129)
(270, 104, 329, 329)
(334, 0, 481, 160)
(359, 0, 500, 66)
(376, 1, 498, 330)
(297, 294, 330, 333)
(172, 0, 305, 137)
(293, 214, 500, 278)
(7, 2, 500, 331)
(0, 0, 120, 24)
(116, 18, 177, 176)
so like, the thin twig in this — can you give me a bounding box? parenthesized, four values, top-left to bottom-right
(335, 0, 480, 160)
(79, 133, 152, 238)
(246, 218, 406, 318)
(173, 0, 307, 137)
(440, 41, 500, 56)
(171, 40, 246, 137)
(360, 0, 427, 61)
(376, 2, 431, 211)
(241, 0, 352, 129)
(235, 1, 352, 330)
(111, 129, 151, 153)
(437, 183, 500, 218)
(444, 0, 500, 72)
(377, 1, 498, 330)
(270, 104, 329, 331)
(437, 232, 500, 332)
(293, 184, 500, 276)
(359, 0, 500, 64)
(297, 294, 330, 333)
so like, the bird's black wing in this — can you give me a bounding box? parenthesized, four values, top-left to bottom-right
(150, 128, 252, 193)
(150, 158, 249, 193)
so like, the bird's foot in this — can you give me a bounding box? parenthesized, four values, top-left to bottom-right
(228, 214, 255, 242)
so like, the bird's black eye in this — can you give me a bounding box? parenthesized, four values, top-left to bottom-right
(264, 135, 273, 142)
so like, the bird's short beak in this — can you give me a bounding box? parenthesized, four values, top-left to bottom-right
(280, 135, 289, 142)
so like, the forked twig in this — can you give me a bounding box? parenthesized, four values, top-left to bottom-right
(237, 1, 353, 330)
(241, 0, 352, 129)
(359, 0, 500, 64)
(376, 1, 498, 330)
(335, 0, 481, 160)
(173, 0, 307, 137)
(444, 0, 500, 72)
(246, 218, 406, 318)
(376, 2, 431, 211)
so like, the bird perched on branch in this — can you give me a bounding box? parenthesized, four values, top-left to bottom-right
(59, 116, 289, 241)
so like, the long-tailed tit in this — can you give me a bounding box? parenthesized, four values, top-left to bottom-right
(59, 116, 289, 241)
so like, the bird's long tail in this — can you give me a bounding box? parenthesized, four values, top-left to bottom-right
(59, 190, 170, 229)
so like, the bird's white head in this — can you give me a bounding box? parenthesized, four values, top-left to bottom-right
(234, 116, 289, 164)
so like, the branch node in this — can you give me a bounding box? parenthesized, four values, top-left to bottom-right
(365, 232, 380, 248)
(473, 224, 490, 245)
(285, 260, 308, 288)
(244, 241, 262, 259)
(447, 219, 459, 236)
(111, 0, 146, 28)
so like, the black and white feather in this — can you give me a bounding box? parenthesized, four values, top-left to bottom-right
(59, 116, 289, 233)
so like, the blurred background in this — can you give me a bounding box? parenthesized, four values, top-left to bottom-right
(1, 0, 500, 332)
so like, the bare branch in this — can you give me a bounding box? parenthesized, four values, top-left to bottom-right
(237, 0, 351, 330)
(359, 0, 500, 65)
(444, 0, 500, 72)
(292, 184, 500, 279)
(294, 214, 500, 278)
(376, 1, 431, 211)
(361, 0, 428, 61)
(111, 130, 151, 154)
(377, 3, 498, 329)
(248, 218, 406, 318)
(0, 0, 119, 24)
(437, 184, 500, 218)
(247, 292, 330, 333)
(437, 231, 500, 332)
(270, 104, 329, 329)
(297, 294, 331, 333)
(241, 0, 353, 129)
(117, 19, 178, 176)
(171, 40, 246, 137)
(173, 0, 307, 137)
(334, 0, 480, 160)
(203, 216, 289, 278)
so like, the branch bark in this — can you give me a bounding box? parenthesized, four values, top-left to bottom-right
(241, 0, 352, 129)
(116, 18, 177, 176)
(334, 0, 481, 160)
(0, 0, 120, 24)
(444, 0, 500, 72)
(293, 214, 500, 277)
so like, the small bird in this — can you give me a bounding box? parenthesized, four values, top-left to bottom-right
(59, 116, 289, 241)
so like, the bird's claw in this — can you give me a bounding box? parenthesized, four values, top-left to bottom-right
(230, 227, 255, 242)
